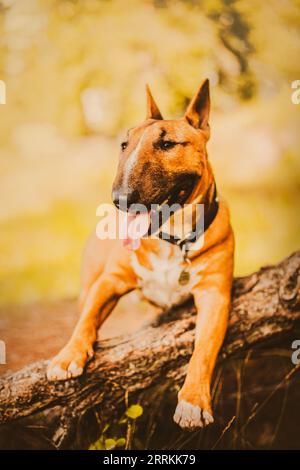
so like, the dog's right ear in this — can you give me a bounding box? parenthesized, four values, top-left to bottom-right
(146, 84, 163, 120)
(184, 79, 210, 136)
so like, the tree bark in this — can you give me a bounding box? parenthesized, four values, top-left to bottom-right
(0, 251, 299, 449)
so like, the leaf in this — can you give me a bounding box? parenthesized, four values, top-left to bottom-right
(89, 437, 105, 450)
(105, 438, 117, 450)
(125, 404, 143, 420)
(116, 438, 126, 447)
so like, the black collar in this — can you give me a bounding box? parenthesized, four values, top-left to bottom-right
(158, 185, 219, 253)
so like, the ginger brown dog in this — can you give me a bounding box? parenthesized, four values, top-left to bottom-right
(47, 79, 234, 430)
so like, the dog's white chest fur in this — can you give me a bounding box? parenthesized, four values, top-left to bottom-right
(131, 244, 201, 309)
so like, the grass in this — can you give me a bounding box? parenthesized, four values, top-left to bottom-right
(138, 349, 300, 450)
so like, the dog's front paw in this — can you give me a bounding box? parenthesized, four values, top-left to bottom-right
(173, 400, 214, 431)
(47, 342, 94, 381)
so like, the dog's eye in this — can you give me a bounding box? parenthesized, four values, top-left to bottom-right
(160, 140, 176, 151)
(121, 141, 128, 151)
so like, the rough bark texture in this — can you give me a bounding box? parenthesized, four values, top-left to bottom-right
(0, 251, 299, 449)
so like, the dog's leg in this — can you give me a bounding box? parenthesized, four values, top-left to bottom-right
(47, 272, 135, 380)
(174, 240, 233, 430)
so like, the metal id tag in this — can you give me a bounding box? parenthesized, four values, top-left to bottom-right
(178, 268, 190, 285)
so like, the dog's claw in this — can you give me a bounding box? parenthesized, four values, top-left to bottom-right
(68, 361, 84, 377)
(173, 400, 214, 430)
(202, 409, 214, 425)
(46, 364, 69, 381)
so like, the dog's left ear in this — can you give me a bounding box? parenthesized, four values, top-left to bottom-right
(184, 79, 210, 136)
(146, 84, 163, 120)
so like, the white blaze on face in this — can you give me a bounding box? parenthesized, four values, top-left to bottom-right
(122, 128, 148, 192)
(119, 128, 151, 251)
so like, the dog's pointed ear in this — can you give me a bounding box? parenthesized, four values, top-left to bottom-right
(184, 79, 210, 134)
(146, 84, 163, 120)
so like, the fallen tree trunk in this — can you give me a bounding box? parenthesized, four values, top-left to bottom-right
(0, 251, 299, 449)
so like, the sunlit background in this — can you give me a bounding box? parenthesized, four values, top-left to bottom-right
(0, 0, 300, 306)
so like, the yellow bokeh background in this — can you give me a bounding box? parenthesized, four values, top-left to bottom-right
(0, 0, 300, 305)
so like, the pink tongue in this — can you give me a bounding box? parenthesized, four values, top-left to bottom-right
(122, 212, 151, 250)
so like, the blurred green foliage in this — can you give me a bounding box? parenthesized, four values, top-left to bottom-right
(0, 0, 299, 305)
(89, 403, 143, 450)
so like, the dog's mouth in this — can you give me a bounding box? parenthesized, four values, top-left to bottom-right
(158, 178, 196, 208)
(121, 177, 197, 250)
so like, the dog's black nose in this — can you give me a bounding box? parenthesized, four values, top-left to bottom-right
(112, 190, 124, 209)
(112, 189, 140, 210)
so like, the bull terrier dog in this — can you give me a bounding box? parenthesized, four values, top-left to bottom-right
(47, 79, 234, 430)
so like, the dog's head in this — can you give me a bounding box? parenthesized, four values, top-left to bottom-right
(112, 79, 212, 212)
